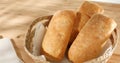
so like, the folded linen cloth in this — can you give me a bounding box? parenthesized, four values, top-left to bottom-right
(0, 38, 23, 63)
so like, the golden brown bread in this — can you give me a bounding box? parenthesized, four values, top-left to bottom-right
(42, 10, 76, 61)
(69, 12, 80, 45)
(78, 13, 90, 31)
(78, 1, 104, 32)
(68, 14, 117, 63)
(80, 1, 104, 17)
(69, 1, 104, 45)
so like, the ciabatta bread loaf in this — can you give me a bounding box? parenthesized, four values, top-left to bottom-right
(68, 14, 117, 63)
(80, 1, 104, 17)
(42, 10, 76, 61)
(70, 1, 104, 45)
(78, 13, 89, 31)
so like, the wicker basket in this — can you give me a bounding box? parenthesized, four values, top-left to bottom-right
(24, 15, 119, 63)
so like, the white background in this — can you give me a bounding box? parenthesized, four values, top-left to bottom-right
(91, 0, 120, 4)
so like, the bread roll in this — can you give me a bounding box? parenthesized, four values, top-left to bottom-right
(69, 1, 104, 44)
(80, 1, 104, 17)
(78, 13, 90, 31)
(42, 10, 76, 61)
(78, 1, 104, 31)
(69, 12, 80, 45)
(68, 14, 117, 63)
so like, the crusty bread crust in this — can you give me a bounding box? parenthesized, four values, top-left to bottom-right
(80, 1, 104, 17)
(42, 10, 76, 61)
(68, 14, 117, 63)
(78, 13, 90, 31)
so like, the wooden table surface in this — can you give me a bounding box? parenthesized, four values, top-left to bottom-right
(0, 0, 120, 63)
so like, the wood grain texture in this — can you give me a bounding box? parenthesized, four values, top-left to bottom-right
(0, 0, 120, 63)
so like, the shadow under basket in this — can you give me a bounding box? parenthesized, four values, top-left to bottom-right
(24, 15, 119, 63)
